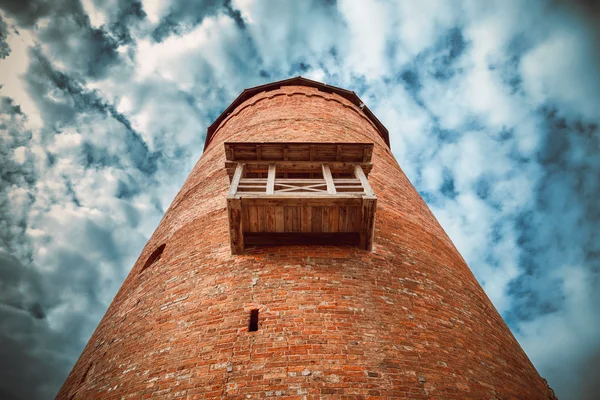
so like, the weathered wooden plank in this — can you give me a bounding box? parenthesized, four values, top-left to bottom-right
(238, 192, 363, 199)
(226, 161, 373, 175)
(283, 146, 289, 178)
(360, 197, 377, 251)
(354, 206, 363, 231)
(284, 206, 293, 232)
(354, 165, 375, 196)
(240, 196, 363, 208)
(227, 163, 244, 197)
(266, 164, 276, 194)
(330, 206, 339, 232)
(311, 207, 323, 233)
(257, 206, 267, 232)
(347, 206, 357, 232)
(242, 205, 250, 231)
(226, 198, 244, 254)
(266, 206, 276, 232)
(275, 206, 285, 232)
(244, 232, 360, 246)
(338, 206, 348, 232)
(301, 206, 312, 233)
(237, 185, 267, 190)
(292, 207, 300, 231)
(224, 142, 374, 162)
(322, 207, 330, 232)
(248, 205, 258, 233)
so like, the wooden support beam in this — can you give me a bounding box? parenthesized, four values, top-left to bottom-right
(362, 146, 369, 162)
(283, 145, 288, 178)
(360, 197, 377, 251)
(228, 163, 245, 197)
(244, 232, 360, 246)
(227, 197, 244, 254)
(309, 145, 315, 178)
(266, 164, 276, 194)
(240, 195, 363, 207)
(226, 161, 373, 175)
(322, 164, 336, 194)
(354, 165, 374, 196)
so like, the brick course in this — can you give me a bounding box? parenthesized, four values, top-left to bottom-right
(57, 84, 556, 399)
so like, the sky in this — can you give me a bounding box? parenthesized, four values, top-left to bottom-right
(0, 0, 599, 398)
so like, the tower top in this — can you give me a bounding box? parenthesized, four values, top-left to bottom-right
(203, 76, 390, 151)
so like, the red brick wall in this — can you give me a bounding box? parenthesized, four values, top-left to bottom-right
(57, 85, 556, 399)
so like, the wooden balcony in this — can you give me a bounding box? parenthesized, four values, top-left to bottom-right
(225, 143, 377, 254)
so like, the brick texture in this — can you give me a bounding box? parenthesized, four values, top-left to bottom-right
(57, 84, 557, 399)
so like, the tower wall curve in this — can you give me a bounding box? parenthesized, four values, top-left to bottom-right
(57, 84, 555, 399)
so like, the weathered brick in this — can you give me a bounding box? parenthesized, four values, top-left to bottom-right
(57, 81, 556, 399)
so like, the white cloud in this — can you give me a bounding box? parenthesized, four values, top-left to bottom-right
(0, 25, 42, 128)
(393, 0, 459, 59)
(81, 0, 107, 28)
(337, 0, 391, 79)
(516, 265, 600, 398)
(521, 23, 600, 121)
(141, 0, 170, 24)
(135, 14, 243, 91)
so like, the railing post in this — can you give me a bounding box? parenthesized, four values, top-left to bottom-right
(354, 165, 374, 196)
(267, 164, 276, 195)
(322, 164, 336, 194)
(227, 162, 245, 254)
(228, 163, 245, 197)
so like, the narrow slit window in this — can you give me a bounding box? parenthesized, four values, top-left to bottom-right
(79, 362, 93, 384)
(248, 309, 259, 332)
(141, 244, 165, 273)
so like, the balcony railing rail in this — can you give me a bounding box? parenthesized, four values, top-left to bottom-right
(228, 164, 374, 197)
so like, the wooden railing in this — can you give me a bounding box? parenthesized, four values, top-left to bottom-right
(228, 164, 374, 197)
(226, 162, 376, 254)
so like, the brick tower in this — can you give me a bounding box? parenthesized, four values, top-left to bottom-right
(57, 77, 556, 399)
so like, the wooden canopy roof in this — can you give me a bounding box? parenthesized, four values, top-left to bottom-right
(224, 142, 374, 179)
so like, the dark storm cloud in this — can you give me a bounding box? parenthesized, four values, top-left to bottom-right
(25, 48, 159, 174)
(0, 97, 35, 260)
(507, 112, 600, 318)
(108, 0, 146, 45)
(582, 347, 600, 400)
(0, 88, 152, 399)
(1, 0, 124, 78)
(0, 251, 89, 400)
(150, 0, 228, 42)
(0, 15, 10, 59)
(0, 0, 53, 27)
(0, 99, 72, 399)
(38, 15, 121, 79)
(497, 103, 600, 398)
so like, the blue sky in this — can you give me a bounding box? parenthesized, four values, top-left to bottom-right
(0, 0, 599, 399)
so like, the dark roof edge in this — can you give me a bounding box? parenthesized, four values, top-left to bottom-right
(203, 76, 390, 152)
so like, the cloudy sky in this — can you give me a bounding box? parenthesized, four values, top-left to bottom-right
(0, 0, 599, 398)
